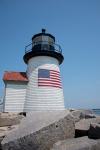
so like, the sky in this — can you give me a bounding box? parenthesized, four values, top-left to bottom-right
(0, 0, 100, 109)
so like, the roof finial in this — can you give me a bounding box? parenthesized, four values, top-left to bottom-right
(42, 29, 46, 33)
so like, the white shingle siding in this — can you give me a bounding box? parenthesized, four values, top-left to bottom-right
(0, 104, 3, 112)
(4, 82, 27, 112)
(24, 56, 65, 111)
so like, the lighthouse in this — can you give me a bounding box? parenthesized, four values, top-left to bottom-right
(23, 29, 64, 111)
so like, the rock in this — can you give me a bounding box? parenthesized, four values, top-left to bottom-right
(75, 119, 90, 137)
(0, 113, 24, 127)
(0, 125, 18, 138)
(1, 110, 75, 150)
(75, 116, 100, 137)
(88, 123, 100, 139)
(0, 125, 19, 150)
(85, 114, 96, 119)
(51, 136, 99, 150)
(0, 137, 3, 150)
(75, 116, 100, 130)
(71, 109, 95, 122)
(96, 139, 100, 149)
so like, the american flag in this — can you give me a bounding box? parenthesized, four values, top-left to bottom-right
(38, 69, 62, 88)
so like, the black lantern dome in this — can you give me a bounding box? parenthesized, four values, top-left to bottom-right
(23, 29, 64, 64)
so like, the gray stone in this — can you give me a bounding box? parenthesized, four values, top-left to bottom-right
(75, 116, 100, 137)
(51, 136, 99, 150)
(75, 116, 100, 130)
(0, 113, 24, 127)
(71, 109, 95, 122)
(95, 139, 100, 149)
(0, 125, 18, 138)
(1, 110, 75, 150)
(88, 123, 100, 139)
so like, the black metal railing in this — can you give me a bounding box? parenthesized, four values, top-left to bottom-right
(25, 41, 62, 54)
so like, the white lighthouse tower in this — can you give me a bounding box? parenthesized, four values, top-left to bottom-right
(23, 29, 65, 111)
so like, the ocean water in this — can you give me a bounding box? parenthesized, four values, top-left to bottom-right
(92, 109, 100, 115)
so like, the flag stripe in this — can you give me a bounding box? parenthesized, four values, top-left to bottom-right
(38, 78, 61, 82)
(50, 75, 60, 78)
(39, 83, 61, 87)
(50, 72, 59, 75)
(49, 70, 60, 73)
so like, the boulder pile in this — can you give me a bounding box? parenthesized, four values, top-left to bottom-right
(0, 109, 100, 150)
(0, 113, 25, 150)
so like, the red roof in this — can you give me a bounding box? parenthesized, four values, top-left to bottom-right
(3, 71, 28, 82)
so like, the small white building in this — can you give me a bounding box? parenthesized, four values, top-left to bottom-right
(3, 72, 28, 112)
(3, 29, 65, 112)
